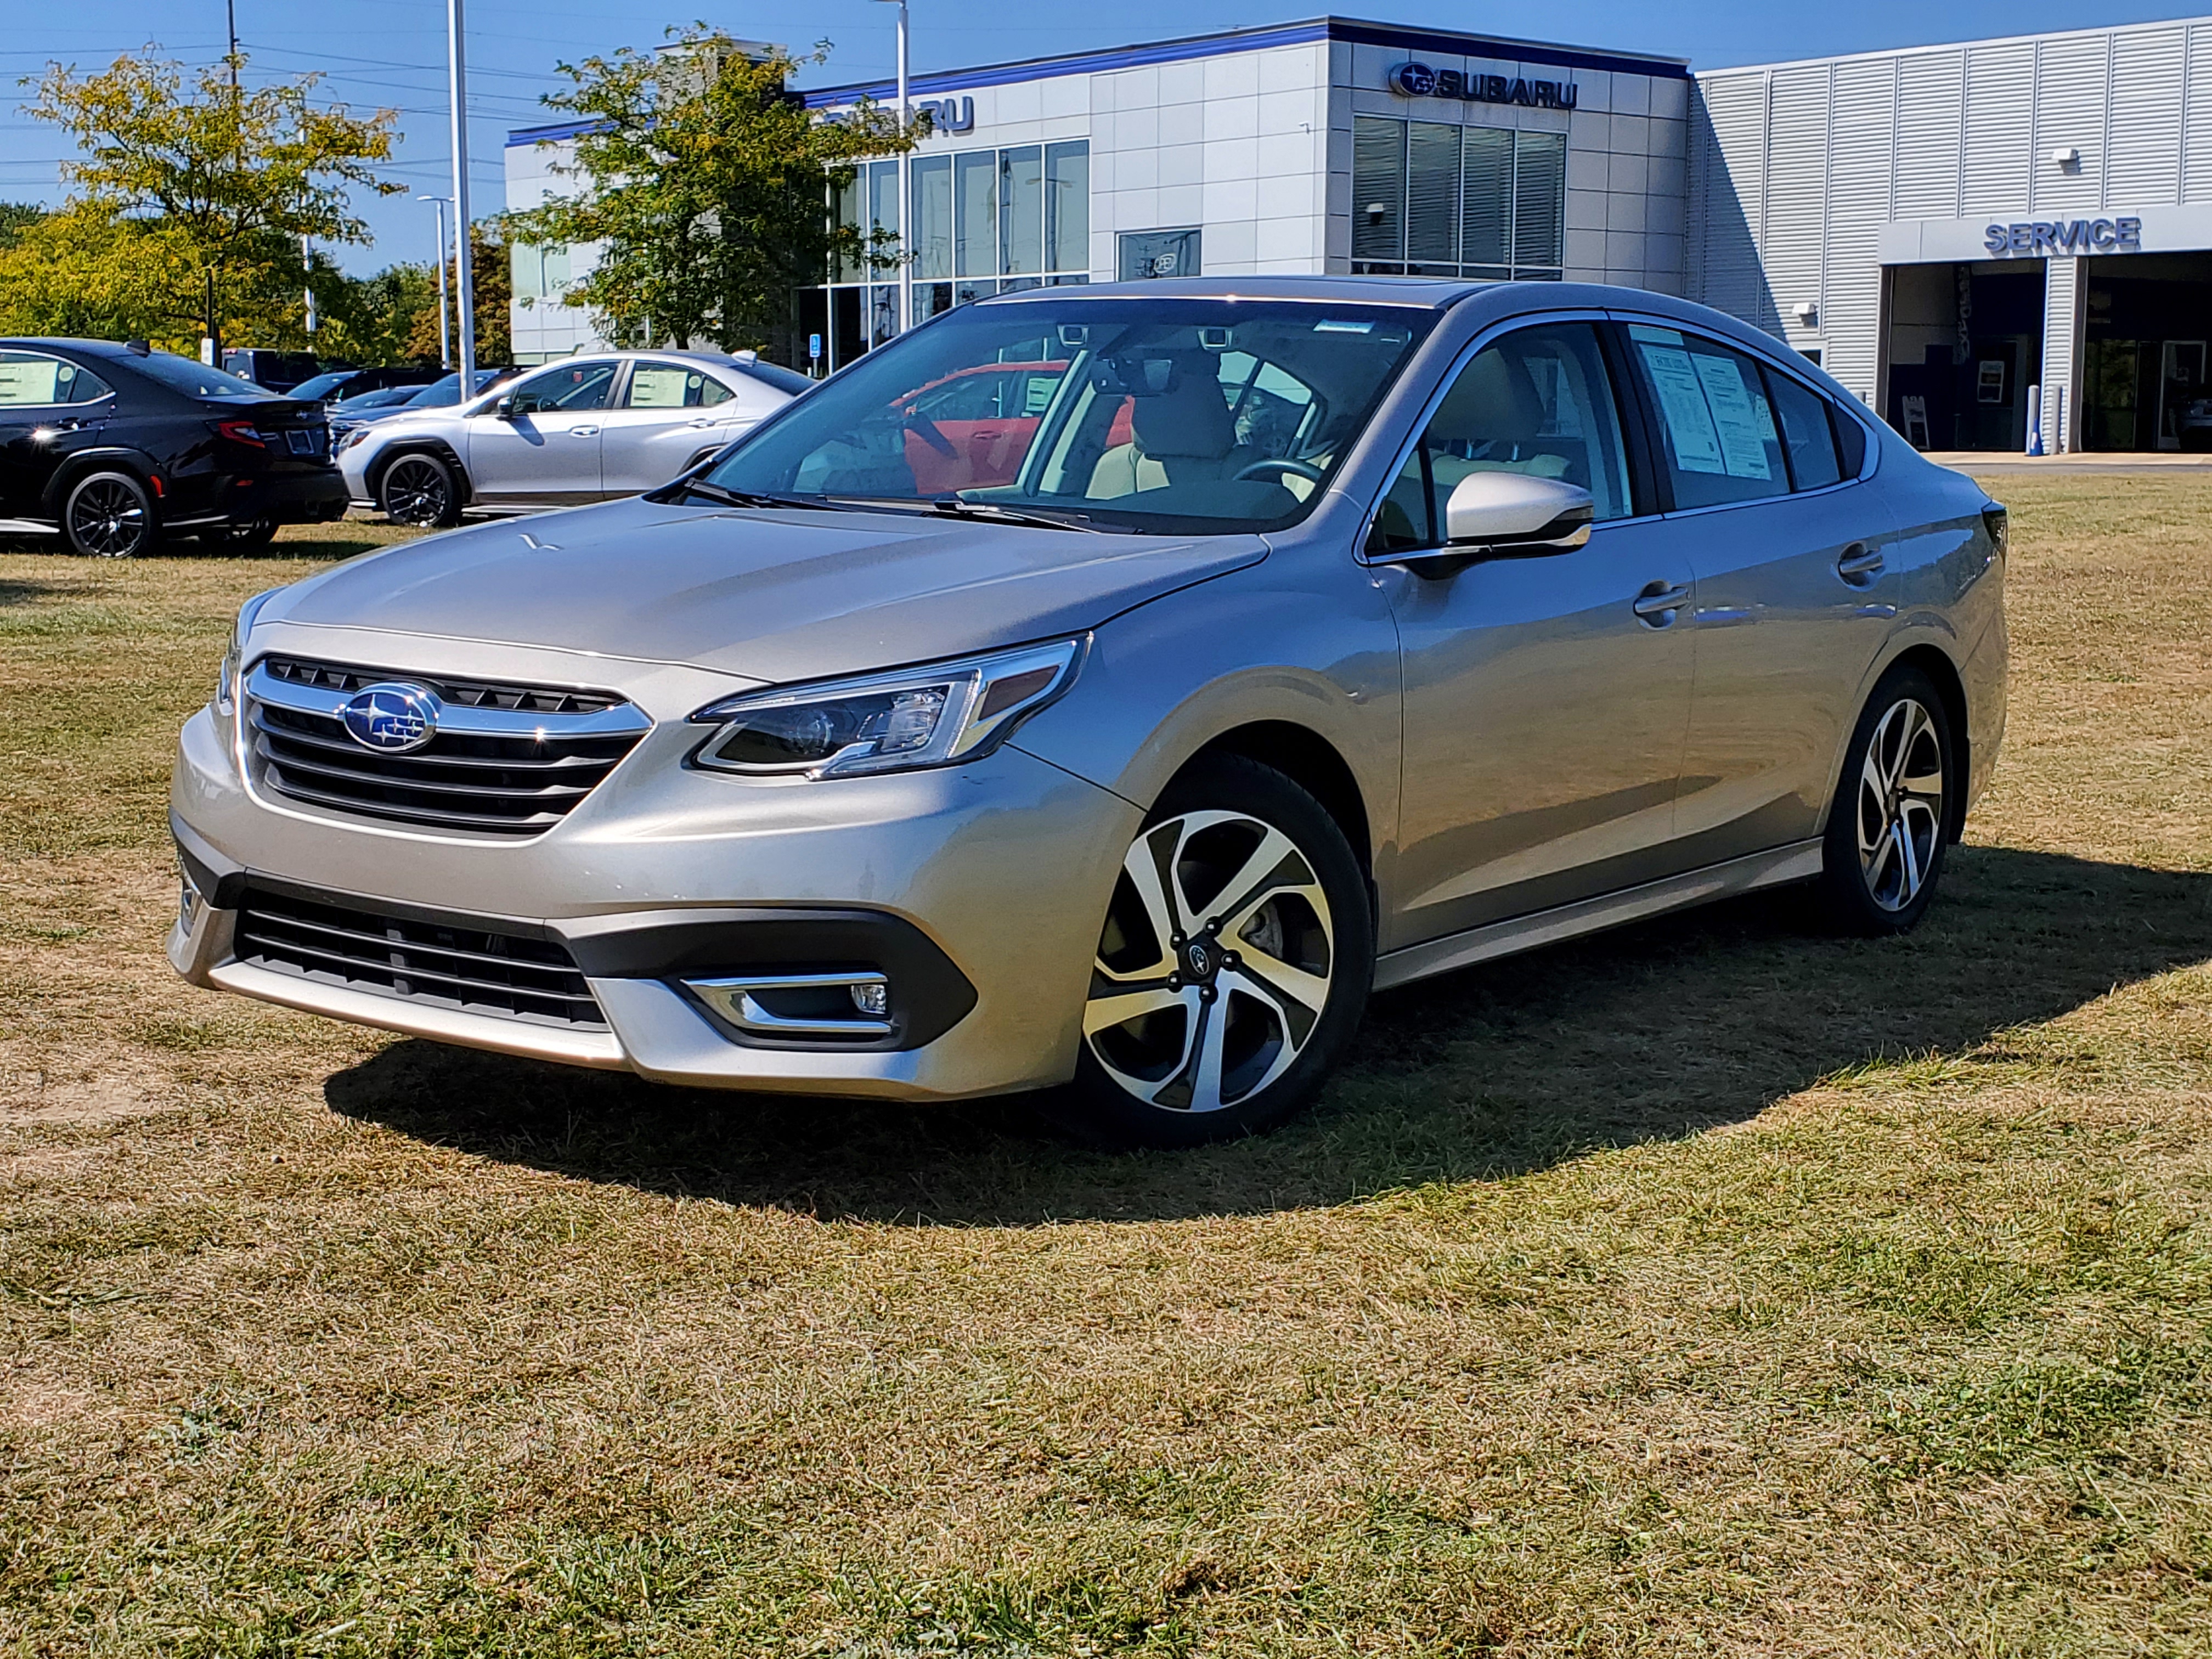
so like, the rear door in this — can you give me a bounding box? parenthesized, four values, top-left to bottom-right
(1612, 318, 1901, 859)
(597, 360, 752, 495)
(0, 349, 111, 520)
(464, 359, 616, 505)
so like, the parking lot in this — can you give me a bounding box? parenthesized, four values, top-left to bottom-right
(3, 478, 2209, 1652)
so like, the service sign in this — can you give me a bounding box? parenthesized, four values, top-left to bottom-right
(1983, 217, 2142, 256)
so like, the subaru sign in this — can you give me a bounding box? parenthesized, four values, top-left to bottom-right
(1389, 60, 1579, 110)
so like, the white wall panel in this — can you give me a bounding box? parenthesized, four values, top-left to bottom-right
(2032, 36, 2112, 214)
(2186, 25, 2212, 201)
(2108, 29, 2186, 204)
(1688, 71, 1770, 324)
(1824, 59, 1899, 399)
(1962, 42, 2035, 215)
(1760, 65, 1831, 342)
(1892, 53, 1966, 219)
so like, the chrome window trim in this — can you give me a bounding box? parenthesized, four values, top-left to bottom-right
(1355, 306, 1658, 565)
(245, 661, 653, 739)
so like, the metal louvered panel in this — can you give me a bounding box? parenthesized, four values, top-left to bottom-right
(2032, 36, 2112, 215)
(1823, 58, 1899, 405)
(2183, 25, 2212, 201)
(1893, 52, 1966, 219)
(1351, 117, 1406, 262)
(1760, 65, 1831, 342)
(2107, 29, 2186, 205)
(1460, 126, 1512, 267)
(1689, 72, 1769, 323)
(1962, 42, 2035, 216)
(1512, 131, 1566, 269)
(1407, 122, 1461, 264)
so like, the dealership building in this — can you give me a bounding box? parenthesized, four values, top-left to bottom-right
(506, 12, 2212, 452)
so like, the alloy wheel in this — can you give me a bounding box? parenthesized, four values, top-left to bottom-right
(1083, 809, 1336, 1114)
(1855, 696, 1945, 912)
(67, 478, 148, 557)
(382, 458, 452, 526)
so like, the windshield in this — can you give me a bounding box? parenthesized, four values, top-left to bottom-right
(414, 368, 508, 409)
(287, 370, 358, 403)
(121, 352, 279, 401)
(702, 298, 1434, 533)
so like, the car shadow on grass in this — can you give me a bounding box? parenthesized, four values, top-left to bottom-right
(323, 845, 2212, 1224)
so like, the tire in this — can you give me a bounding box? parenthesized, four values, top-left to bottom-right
(196, 516, 280, 552)
(1815, 663, 1956, 935)
(1060, 755, 1373, 1149)
(62, 471, 157, 558)
(378, 453, 462, 527)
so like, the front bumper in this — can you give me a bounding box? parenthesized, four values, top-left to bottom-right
(168, 674, 1141, 1101)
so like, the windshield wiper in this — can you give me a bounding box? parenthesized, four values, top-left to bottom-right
(656, 478, 841, 512)
(924, 496, 1103, 533)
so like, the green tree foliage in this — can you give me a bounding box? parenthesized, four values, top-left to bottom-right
(0, 49, 400, 351)
(505, 30, 920, 362)
(401, 224, 512, 365)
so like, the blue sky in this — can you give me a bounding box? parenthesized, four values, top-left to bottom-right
(3, 1, 2206, 273)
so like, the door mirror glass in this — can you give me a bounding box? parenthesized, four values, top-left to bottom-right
(494, 396, 517, 420)
(1443, 471, 1593, 550)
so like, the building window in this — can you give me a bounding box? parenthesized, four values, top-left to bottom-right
(1351, 115, 1565, 281)
(510, 243, 572, 306)
(818, 140, 1091, 371)
(1118, 228, 1201, 281)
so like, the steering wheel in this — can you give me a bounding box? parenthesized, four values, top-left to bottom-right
(1233, 456, 1324, 486)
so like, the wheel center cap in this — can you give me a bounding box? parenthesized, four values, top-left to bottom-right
(1182, 939, 1218, 981)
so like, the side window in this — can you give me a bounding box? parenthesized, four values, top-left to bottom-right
(0, 350, 101, 408)
(1369, 321, 1632, 554)
(625, 362, 730, 409)
(507, 362, 617, 415)
(1763, 368, 1843, 490)
(1623, 325, 1786, 510)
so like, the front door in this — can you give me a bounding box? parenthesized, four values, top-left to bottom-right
(0, 349, 110, 521)
(464, 360, 617, 505)
(597, 360, 751, 495)
(1613, 320, 1900, 861)
(1376, 320, 1697, 951)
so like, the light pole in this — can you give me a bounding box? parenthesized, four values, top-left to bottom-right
(447, 0, 477, 390)
(417, 196, 453, 367)
(871, 0, 911, 334)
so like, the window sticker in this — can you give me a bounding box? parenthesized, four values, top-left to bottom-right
(1628, 323, 1686, 346)
(1638, 345, 1726, 475)
(1690, 353, 1773, 480)
(1314, 319, 1375, 334)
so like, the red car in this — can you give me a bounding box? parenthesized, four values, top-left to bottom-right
(896, 362, 1133, 494)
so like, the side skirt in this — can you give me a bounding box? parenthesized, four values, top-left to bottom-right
(1372, 839, 1825, 992)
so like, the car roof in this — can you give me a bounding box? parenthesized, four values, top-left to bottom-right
(0, 337, 144, 356)
(978, 275, 1479, 309)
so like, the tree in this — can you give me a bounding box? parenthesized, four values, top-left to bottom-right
(504, 30, 920, 363)
(0, 49, 400, 352)
(402, 223, 512, 365)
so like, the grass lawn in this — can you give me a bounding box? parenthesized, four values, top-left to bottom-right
(2, 484, 2209, 1656)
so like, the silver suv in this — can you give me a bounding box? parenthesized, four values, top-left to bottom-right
(172, 279, 2007, 1147)
(336, 349, 810, 524)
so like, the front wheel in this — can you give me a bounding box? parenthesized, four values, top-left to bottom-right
(1816, 664, 1955, 934)
(378, 453, 462, 527)
(1063, 757, 1372, 1148)
(63, 471, 157, 558)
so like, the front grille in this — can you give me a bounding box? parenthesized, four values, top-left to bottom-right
(247, 657, 648, 836)
(235, 885, 606, 1028)
(262, 656, 621, 716)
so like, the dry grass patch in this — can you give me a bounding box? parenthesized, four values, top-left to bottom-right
(2, 487, 2210, 1655)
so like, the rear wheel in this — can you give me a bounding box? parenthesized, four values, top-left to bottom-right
(1063, 757, 1372, 1148)
(62, 471, 157, 558)
(1816, 664, 1954, 934)
(379, 453, 462, 527)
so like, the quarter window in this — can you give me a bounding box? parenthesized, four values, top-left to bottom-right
(1763, 369, 1844, 490)
(1370, 321, 1632, 555)
(1623, 325, 1787, 511)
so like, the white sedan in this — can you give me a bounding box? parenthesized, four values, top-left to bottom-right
(337, 349, 810, 525)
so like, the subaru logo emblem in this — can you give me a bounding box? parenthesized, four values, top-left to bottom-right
(339, 682, 441, 753)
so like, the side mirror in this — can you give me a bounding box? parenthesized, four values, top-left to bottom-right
(494, 396, 518, 420)
(1391, 472, 1595, 579)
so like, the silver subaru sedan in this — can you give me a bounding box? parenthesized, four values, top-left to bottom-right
(168, 278, 2007, 1148)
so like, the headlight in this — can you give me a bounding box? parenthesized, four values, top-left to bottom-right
(689, 637, 1086, 779)
(336, 426, 370, 453)
(215, 588, 282, 714)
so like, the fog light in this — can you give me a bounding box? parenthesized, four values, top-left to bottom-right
(849, 980, 889, 1018)
(684, 970, 893, 1040)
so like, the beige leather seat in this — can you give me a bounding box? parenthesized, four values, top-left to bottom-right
(1426, 348, 1572, 499)
(1088, 357, 1256, 499)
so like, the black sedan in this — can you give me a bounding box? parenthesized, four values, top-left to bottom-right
(0, 338, 349, 557)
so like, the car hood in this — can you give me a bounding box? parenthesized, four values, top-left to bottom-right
(266, 495, 1268, 684)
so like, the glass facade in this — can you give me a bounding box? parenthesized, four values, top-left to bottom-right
(1351, 115, 1565, 281)
(815, 140, 1091, 372)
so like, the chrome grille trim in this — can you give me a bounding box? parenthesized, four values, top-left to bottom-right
(234, 885, 606, 1029)
(245, 659, 650, 835)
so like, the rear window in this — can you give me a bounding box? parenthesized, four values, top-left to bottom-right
(1624, 324, 1787, 511)
(121, 352, 278, 401)
(733, 359, 811, 397)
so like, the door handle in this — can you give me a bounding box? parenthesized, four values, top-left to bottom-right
(568, 424, 601, 437)
(1836, 543, 1886, 586)
(1632, 581, 1690, 626)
